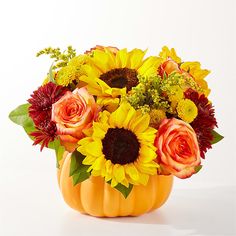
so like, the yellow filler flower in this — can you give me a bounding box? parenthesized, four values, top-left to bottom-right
(55, 55, 92, 86)
(177, 99, 198, 123)
(159, 46, 211, 96)
(80, 48, 161, 111)
(77, 102, 159, 188)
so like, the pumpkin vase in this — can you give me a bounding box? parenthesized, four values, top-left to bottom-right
(57, 152, 174, 217)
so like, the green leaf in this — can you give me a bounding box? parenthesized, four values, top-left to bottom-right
(56, 146, 65, 168)
(163, 71, 167, 80)
(49, 64, 55, 83)
(9, 104, 33, 127)
(50, 139, 65, 168)
(9, 103, 37, 139)
(211, 130, 224, 144)
(70, 151, 91, 185)
(72, 171, 90, 185)
(47, 140, 57, 149)
(107, 181, 133, 199)
(23, 124, 37, 141)
(70, 151, 84, 176)
(24, 124, 36, 135)
(115, 183, 133, 198)
(195, 165, 202, 174)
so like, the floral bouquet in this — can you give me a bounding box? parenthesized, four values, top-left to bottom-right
(9, 45, 223, 217)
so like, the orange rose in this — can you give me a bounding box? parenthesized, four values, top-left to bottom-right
(52, 87, 100, 152)
(159, 58, 182, 78)
(154, 118, 201, 179)
(85, 45, 119, 55)
(158, 58, 193, 80)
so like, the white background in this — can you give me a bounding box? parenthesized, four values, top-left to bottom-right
(0, 0, 235, 235)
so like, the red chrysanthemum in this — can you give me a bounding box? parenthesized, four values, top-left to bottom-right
(30, 121, 57, 151)
(28, 82, 68, 150)
(184, 88, 217, 158)
(28, 82, 68, 126)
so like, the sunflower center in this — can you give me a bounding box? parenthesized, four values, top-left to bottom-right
(99, 68, 138, 91)
(102, 128, 140, 164)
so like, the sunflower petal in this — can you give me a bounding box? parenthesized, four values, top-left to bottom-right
(121, 178, 129, 188)
(92, 156, 105, 170)
(139, 173, 149, 185)
(96, 97, 120, 112)
(91, 169, 102, 176)
(85, 141, 103, 156)
(83, 155, 97, 165)
(92, 50, 110, 73)
(111, 178, 118, 187)
(128, 49, 146, 69)
(138, 56, 161, 76)
(122, 105, 136, 127)
(139, 145, 157, 161)
(109, 104, 127, 128)
(114, 164, 125, 182)
(115, 48, 128, 68)
(125, 164, 139, 181)
(159, 46, 181, 63)
(92, 122, 107, 139)
(137, 127, 156, 142)
(105, 160, 113, 175)
(129, 113, 150, 133)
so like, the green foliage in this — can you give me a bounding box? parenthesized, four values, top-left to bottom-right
(107, 181, 133, 199)
(9, 104, 33, 127)
(49, 64, 55, 83)
(9, 104, 37, 136)
(23, 125, 37, 139)
(195, 165, 202, 174)
(50, 139, 65, 168)
(211, 130, 224, 144)
(70, 151, 91, 185)
(114, 183, 133, 199)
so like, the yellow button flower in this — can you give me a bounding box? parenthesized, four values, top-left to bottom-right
(177, 99, 198, 123)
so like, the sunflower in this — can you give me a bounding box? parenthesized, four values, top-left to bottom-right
(80, 48, 161, 111)
(77, 102, 159, 188)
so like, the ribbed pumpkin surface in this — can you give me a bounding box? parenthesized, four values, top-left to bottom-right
(57, 153, 173, 217)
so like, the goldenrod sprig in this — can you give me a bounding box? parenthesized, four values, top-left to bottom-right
(126, 75, 171, 113)
(36, 46, 76, 69)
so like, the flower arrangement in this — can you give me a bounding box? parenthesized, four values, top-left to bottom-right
(9, 45, 223, 202)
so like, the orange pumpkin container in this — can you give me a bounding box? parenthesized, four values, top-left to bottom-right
(57, 153, 173, 217)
